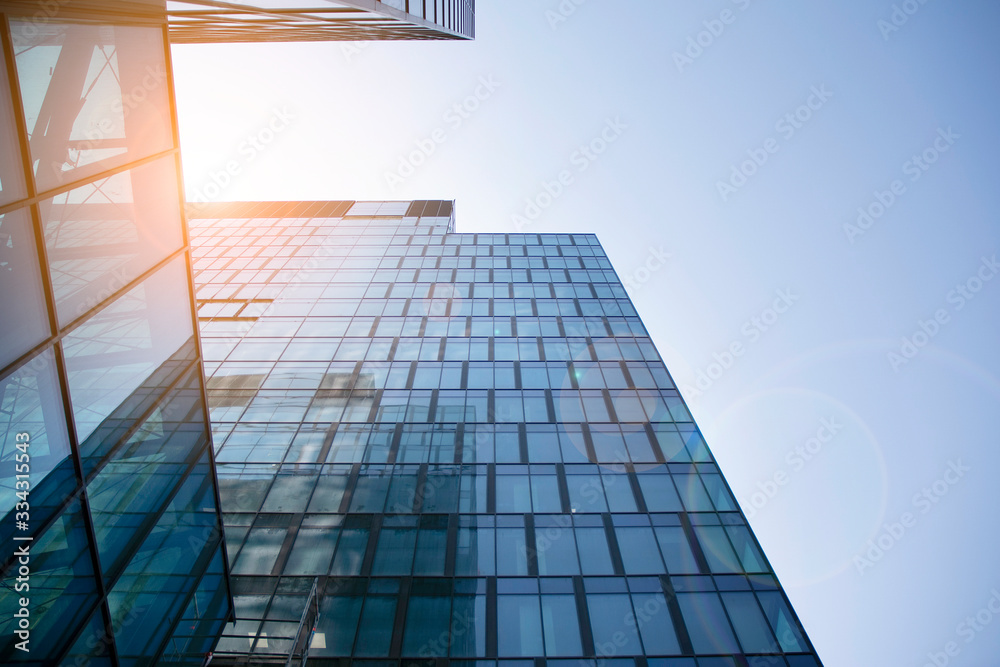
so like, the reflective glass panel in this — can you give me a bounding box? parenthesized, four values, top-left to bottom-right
(0, 209, 50, 367)
(40, 156, 184, 325)
(12, 21, 173, 192)
(63, 256, 193, 443)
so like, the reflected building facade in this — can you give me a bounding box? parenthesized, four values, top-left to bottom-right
(0, 3, 232, 665)
(189, 200, 825, 666)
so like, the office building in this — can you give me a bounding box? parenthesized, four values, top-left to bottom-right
(166, 0, 475, 43)
(189, 200, 825, 666)
(0, 2, 232, 664)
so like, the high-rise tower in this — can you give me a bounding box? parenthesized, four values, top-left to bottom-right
(189, 200, 824, 666)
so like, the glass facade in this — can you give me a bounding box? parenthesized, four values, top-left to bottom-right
(0, 3, 232, 664)
(167, 0, 475, 44)
(189, 200, 824, 666)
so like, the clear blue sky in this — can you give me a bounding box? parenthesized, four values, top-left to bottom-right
(171, 2, 1000, 664)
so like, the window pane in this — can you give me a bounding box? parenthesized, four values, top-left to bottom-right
(654, 526, 701, 574)
(316, 595, 361, 655)
(372, 526, 416, 575)
(354, 596, 396, 656)
(615, 526, 665, 574)
(0, 55, 25, 204)
(0, 210, 50, 366)
(495, 527, 528, 576)
(63, 256, 193, 443)
(758, 591, 807, 653)
(497, 595, 543, 657)
(13, 22, 173, 192)
(455, 527, 494, 576)
(726, 525, 768, 573)
(632, 592, 681, 655)
(330, 526, 368, 576)
(0, 498, 100, 664)
(541, 594, 582, 656)
(450, 594, 487, 657)
(41, 157, 184, 327)
(676, 592, 739, 654)
(413, 526, 447, 575)
(566, 474, 608, 513)
(530, 474, 562, 512)
(674, 474, 714, 511)
(231, 527, 286, 575)
(284, 528, 338, 575)
(403, 595, 451, 656)
(721, 592, 777, 654)
(637, 474, 682, 512)
(587, 594, 643, 656)
(602, 473, 637, 512)
(0, 348, 72, 541)
(496, 474, 531, 512)
(576, 527, 614, 575)
(701, 473, 737, 511)
(693, 526, 741, 573)
(535, 524, 579, 575)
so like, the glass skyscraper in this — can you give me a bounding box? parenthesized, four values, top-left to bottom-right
(189, 200, 824, 666)
(0, 2, 232, 664)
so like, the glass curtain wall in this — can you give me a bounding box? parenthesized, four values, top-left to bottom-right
(189, 200, 823, 666)
(0, 3, 232, 664)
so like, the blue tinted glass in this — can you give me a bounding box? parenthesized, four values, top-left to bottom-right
(317, 595, 361, 655)
(721, 592, 777, 654)
(450, 594, 488, 657)
(541, 594, 582, 655)
(63, 256, 193, 443)
(497, 595, 543, 657)
(372, 526, 416, 575)
(654, 526, 701, 574)
(403, 594, 451, 656)
(535, 524, 579, 575)
(0, 499, 99, 663)
(330, 526, 369, 576)
(615, 526, 665, 574)
(587, 594, 643, 656)
(693, 526, 741, 573)
(637, 474, 682, 512)
(576, 526, 614, 575)
(566, 474, 608, 513)
(496, 475, 531, 512)
(676, 592, 739, 654)
(530, 474, 562, 512)
(631, 592, 681, 655)
(354, 596, 396, 656)
(496, 527, 528, 576)
(0, 348, 73, 544)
